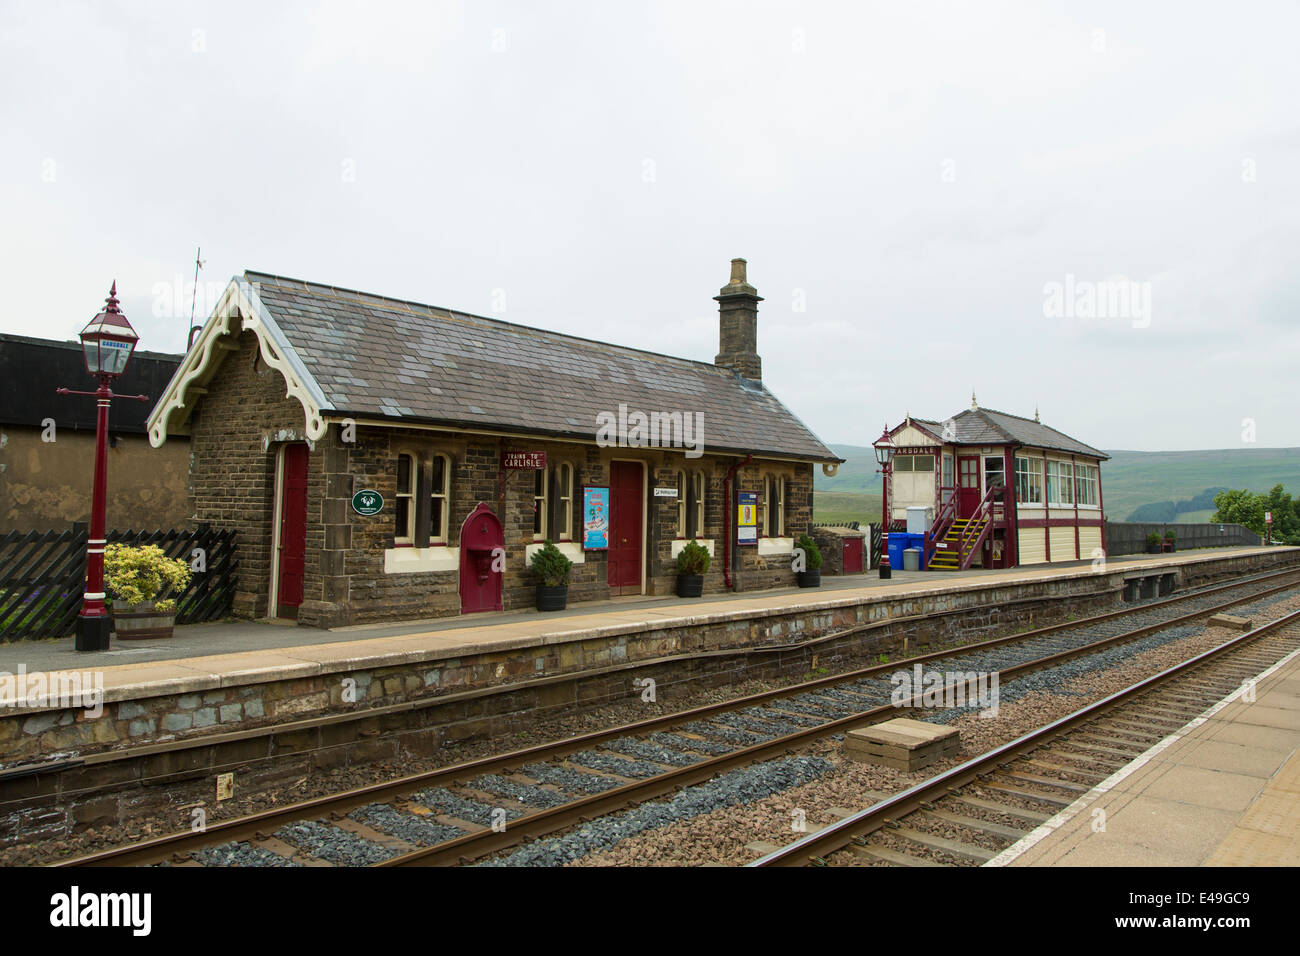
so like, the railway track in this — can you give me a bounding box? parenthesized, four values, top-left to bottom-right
(751, 606, 1300, 867)
(56, 567, 1300, 868)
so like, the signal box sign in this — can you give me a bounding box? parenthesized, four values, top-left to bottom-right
(502, 451, 546, 470)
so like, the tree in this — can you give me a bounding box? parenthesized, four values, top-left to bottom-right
(1211, 489, 1265, 533)
(1211, 485, 1300, 544)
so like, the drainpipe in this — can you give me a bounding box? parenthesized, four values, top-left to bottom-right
(723, 454, 753, 590)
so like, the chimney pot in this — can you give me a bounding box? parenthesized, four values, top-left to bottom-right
(729, 258, 747, 285)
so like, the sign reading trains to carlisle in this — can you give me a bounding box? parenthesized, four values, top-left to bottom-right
(351, 489, 384, 516)
(502, 451, 546, 469)
(737, 491, 758, 544)
(582, 486, 610, 550)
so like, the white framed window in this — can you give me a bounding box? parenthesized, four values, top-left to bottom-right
(675, 470, 688, 537)
(691, 472, 706, 538)
(984, 456, 1005, 491)
(556, 462, 574, 541)
(1046, 460, 1074, 505)
(429, 454, 450, 544)
(941, 454, 954, 488)
(395, 453, 416, 544)
(1075, 464, 1098, 506)
(1014, 456, 1043, 504)
(764, 475, 785, 537)
(533, 467, 548, 541)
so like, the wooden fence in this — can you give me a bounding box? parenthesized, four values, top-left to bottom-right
(0, 525, 237, 641)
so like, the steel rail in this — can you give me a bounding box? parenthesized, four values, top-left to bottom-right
(750, 607, 1300, 866)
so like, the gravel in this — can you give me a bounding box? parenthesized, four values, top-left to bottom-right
(679, 719, 767, 746)
(412, 787, 523, 826)
(468, 774, 571, 809)
(567, 750, 667, 779)
(604, 736, 703, 767)
(483, 755, 833, 866)
(522, 761, 625, 794)
(348, 803, 465, 846)
(193, 841, 300, 867)
(274, 820, 397, 865)
(648, 731, 734, 756)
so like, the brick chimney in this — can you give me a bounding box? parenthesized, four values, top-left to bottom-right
(714, 258, 762, 380)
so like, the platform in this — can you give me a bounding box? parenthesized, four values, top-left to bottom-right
(995, 630, 1300, 867)
(1, 546, 1296, 770)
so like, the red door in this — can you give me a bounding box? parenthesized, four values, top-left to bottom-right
(957, 455, 981, 518)
(607, 461, 643, 595)
(276, 443, 309, 617)
(843, 537, 864, 574)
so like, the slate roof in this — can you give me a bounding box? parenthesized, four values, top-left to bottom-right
(244, 272, 840, 462)
(0, 333, 182, 434)
(908, 408, 1107, 460)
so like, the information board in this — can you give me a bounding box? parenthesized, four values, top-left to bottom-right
(583, 486, 610, 550)
(737, 491, 757, 545)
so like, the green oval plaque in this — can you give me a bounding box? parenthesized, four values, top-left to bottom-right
(352, 489, 384, 516)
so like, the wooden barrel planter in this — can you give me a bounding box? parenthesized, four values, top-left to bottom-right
(111, 600, 177, 639)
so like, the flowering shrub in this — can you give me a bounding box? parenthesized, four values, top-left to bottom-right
(104, 544, 191, 614)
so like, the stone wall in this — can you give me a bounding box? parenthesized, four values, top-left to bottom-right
(186, 330, 312, 618)
(0, 426, 190, 533)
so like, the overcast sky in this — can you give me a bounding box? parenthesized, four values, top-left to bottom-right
(3, 1, 1296, 452)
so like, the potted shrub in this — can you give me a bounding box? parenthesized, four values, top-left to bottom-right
(104, 544, 192, 639)
(1146, 532, 1163, 554)
(1163, 529, 1176, 553)
(530, 539, 573, 612)
(795, 533, 822, 588)
(675, 540, 710, 597)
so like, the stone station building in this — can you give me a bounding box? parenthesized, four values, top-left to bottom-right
(146, 260, 841, 627)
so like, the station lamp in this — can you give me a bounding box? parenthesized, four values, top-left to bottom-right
(873, 426, 896, 579)
(57, 283, 150, 651)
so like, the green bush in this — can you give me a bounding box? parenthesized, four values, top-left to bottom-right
(675, 540, 711, 575)
(796, 533, 823, 570)
(104, 544, 191, 613)
(1163, 528, 1176, 541)
(529, 540, 572, 587)
(1146, 532, 1162, 547)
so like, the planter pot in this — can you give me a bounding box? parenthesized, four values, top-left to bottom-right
(797, 569, 822, 588)
(536, 585, 568, 612)
(676, 574, 704, 598)
(1147, 543, 1162, 554)
(111, 600, 176, 640)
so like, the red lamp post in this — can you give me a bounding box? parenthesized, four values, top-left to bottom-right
(874, 426, 895, 579)
(57, 283, 150, 652)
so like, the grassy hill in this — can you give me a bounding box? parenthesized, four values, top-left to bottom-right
(1097, 448, 1300, 521)
(814, 444, 1300, 524)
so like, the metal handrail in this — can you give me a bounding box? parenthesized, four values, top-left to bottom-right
(957, 484, 1004, 569)
(926, 489, 960, 566)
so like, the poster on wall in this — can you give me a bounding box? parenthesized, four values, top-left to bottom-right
(582, 486, 610, 550)
(737, 491, 758, 545)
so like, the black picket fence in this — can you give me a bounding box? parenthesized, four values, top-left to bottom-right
(0, 524, 238, 641)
